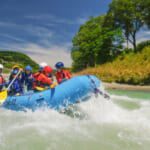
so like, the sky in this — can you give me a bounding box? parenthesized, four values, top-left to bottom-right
(0, 0, 149, 67)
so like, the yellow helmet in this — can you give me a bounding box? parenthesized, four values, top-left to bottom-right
(12, 65, 20, 70)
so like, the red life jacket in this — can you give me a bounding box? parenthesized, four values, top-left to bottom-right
(55, 69, 72, 84)
(33, 72, 52, 89)
(0, 75, 5, 90)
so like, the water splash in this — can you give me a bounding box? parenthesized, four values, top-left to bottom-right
(0, 89, 150, 150)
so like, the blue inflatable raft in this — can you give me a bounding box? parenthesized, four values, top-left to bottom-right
(2, 75, 100, 111)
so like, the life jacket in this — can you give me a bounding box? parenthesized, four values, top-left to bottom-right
(24, 73, 34, 86)
(55, 69, 72, 84)
(9, 71, 22, 81)
(8, 78, 24, 95)
(33, 72, 52, 89)
(23, 73, 34, 91)
(0, 75, 5, 90)
(33, 72, 42, 88)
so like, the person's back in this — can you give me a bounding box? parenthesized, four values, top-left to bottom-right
(55, 62, 72, 84)
(0, 64, 5, 92)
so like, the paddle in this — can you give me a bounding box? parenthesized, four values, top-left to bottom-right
(0, 70, 21, 103)
(35, 82, 57, 91)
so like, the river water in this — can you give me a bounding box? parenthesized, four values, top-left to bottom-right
(0, 89, 150, 150)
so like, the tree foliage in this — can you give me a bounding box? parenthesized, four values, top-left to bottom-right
(71, 0, 150, 72)
(108, 0, 145, 52)
(136, 40, 150, 52)
(71, 15, 124, 72)
(0, 51, 39, 73)
(143, 0, 150, 28)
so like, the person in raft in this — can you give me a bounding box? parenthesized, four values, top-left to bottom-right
(55, 62, 72, 84)
(9, 65, 20, 81)
(0, 64, 6, 92)
(39, 62, 48, 72)
(23, 66, 34, 91)
(33, 66, 54, 91)
(33, 62, 48, 82)
(8, 68, 24, 96)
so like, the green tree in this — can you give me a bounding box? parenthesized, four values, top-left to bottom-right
(71, 15, 124, 72)
(143, 0, 150, 28)
(108, 0, 145, 52)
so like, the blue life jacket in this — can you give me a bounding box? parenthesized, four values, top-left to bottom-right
(8, 78, 24, 95)
(24, 73, 34, 91)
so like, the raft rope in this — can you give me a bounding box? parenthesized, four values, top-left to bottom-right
(87, 75, 110, 100)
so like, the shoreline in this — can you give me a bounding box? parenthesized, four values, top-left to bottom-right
(104, 82, 150, 92)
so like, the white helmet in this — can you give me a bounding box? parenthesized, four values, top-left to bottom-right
(0, 64, 4, 70)
(39, 62, 48, 70)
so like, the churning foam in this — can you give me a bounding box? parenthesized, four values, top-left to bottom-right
(0, 87, 150, 149)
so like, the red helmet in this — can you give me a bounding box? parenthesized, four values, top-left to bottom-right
(43, 66, 53, 74)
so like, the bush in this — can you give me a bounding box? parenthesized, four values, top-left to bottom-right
(73, 46, 150, 85)
(136, 40, 150, 52)
(123, 48, 133, 54)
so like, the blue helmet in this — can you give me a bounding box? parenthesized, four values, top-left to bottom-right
(55, 62, 64, 69)
(12, 69, 19, 75)
(25, 66, 32, 71)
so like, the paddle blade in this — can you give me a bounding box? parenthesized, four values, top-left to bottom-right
(36, 87, 46, 91)
(0, 91, 7, 103)
(51, 82, 56, 88)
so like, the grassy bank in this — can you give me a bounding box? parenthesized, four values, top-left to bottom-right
(0, 51, 39, 73)
(74, 46, 150, 85)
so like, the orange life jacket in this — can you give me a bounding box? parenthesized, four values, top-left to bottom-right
(0, 75, 5, 90)
(55, 69, 72, 84)
(33, 72, 52, 89)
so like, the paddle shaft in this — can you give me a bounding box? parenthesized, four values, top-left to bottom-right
(7, 70, 21, 91)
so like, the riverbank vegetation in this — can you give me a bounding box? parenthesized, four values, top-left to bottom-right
(74, 46, 150, 85)
(71, 0, 150, 85)
(0, 51, 39, 73)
